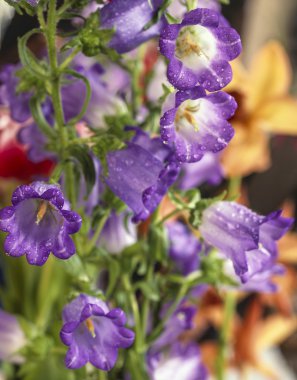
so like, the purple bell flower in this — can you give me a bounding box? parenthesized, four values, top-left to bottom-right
(60, 294, 135, 370)
(105, 129, 180, 223)
(200, 201, 293, 279)
(167, 221, 201, 275)
(98, 211, 137, 254)
(0, 182, 82, 265)
(148, 342, 208, 380)
(159, 8, 241, 91)
(160, 87, 236, 163)
(100, 0, 166, 54)
(0, 310, 26, 364)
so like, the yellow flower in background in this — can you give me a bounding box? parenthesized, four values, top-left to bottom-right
(222, 41, 297, 177)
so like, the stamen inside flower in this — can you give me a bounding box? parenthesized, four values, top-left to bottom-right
(175, 25, 217, 70)
(175, 100, 201, 132)
(35, 201, 49, 225)
(85, 318, 96, 338)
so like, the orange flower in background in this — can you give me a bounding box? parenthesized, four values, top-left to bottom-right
(222, 41, 297, 177)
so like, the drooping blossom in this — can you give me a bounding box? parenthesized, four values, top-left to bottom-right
(100, 0, 166, 54)
(178, 152, 224, 190)
(200, 201, 293, 279)
(160, 87, 236, 163)
(148, 343, 208, 380)
(159, 8, 241, 91)
(0, 182, 82, 265)
(97, 211, 137, 254)
(60, 294, 135, 370)
(105, 128, 180, 223)
(0, 310, 26, 364)
(167, 221, 201, 275)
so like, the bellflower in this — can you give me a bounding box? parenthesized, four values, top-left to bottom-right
(0, 182, 82, 265)
(160, 87, 236, 162)
(159, 8, 241, 91)
(0, 310, 26, 364)
(200, 201, 293, 279)
(100, 0, 166, 54)
(148, 343, 208, 380)
(60, 294, 135, 370)
(178, 152, 224, 190)
(105, 129, 180, 223)
(167, 221, 201, 275)
(97, 211, 137, 254)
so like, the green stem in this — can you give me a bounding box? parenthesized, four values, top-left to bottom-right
(154, 208, 181, 227)
(227, 176, 242, 201)
(216, 292, 236, 380)
(98, 371, 107, 380)
(86, 212, 110, 255)
(122, 275, 143, 352)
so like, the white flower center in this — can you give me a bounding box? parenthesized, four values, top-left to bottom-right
(175, 25, 217, 70)
(175, 99, 201, 133)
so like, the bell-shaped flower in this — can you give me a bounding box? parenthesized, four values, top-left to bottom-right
(0, 182, 82, 265)
(60, 294, 135, 370)
(160, 87, 236, 162)
(159, 8, 241, 91)
(200, 201, 293, 278)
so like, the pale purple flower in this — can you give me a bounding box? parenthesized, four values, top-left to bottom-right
(60, 294, 135, 370)
(159, 8, 241, 91)
(0, 182, 82, 265)
(97, 212, 137, 254)
(200, 202, 293, 279)
(148, 343, 208, 380)
(160, 87, 236, 163)
(167, 221, 201, 275)
(151, 305, 196, 353)
(179, 152, 224, 190)
(0, 310, 26, 364)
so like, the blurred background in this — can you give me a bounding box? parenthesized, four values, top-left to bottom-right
(0, 0, 297, 379)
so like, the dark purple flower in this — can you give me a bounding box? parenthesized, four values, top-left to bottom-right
(105, 129, 180, 223)
(167, 221, 201, 275)
(0, 310, 26, 364)
(98, 211, 137, 254)
(0, 182, 82, 265)
(148, 342, 208, 380)
(151, 305, 195, 353)
(60, 294, 135, 370)
(179, 152, 224, 190)
(159, 8, 241, 91)
(160, 87, 236, 163)
(100, 0, 166, 54)
(200, 202, 293, 279)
